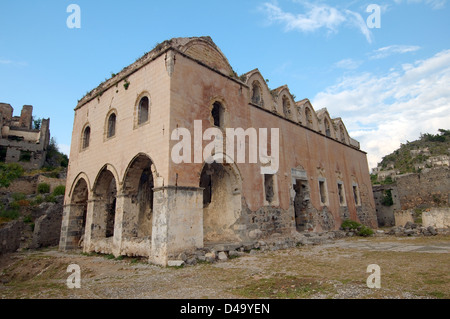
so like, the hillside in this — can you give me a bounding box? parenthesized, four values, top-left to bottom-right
(372, 129, 450, 184)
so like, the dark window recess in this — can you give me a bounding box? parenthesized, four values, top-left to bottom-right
(0, 146, 7, 162)
(138, 97, 149, 125)
(264, 174, 275, 203)
(82, 127, 90, 149)
(19, 151, 32, 162)
(107, 113, 116, 138)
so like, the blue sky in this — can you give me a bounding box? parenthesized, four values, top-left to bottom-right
(1, 0, 449, 169)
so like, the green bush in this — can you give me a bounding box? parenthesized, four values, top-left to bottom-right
(37, 183, 51, 194)
(12, 193, 26, 201)
(0, 209, 20, 221)
(33, 195, 44, 205)
(341, 219, 375, 237)
(0, 163, 24, 188)
(358, 226, 375, 237)
(52, 185, 66, 196)
(44, 194, 57, 203)
(24, 215, 33, 223)
(341, 219, 360, 230)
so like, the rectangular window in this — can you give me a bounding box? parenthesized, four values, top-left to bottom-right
(338, 182, 346, 206)
(319, 179, 328, 205)
(353, 184, 361, 206)
(264, 174, 275, 204)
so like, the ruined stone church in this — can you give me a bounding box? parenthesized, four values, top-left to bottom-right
(59, 37, 376, 265)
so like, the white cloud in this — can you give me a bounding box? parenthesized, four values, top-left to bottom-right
(260, 1, 373, 43)
(393, 0, 447, 10)
(334, 58, 363, 70)
(0, 59, 13, 64)
(312, 49, 450, 169)
(370, 45, 421, 59)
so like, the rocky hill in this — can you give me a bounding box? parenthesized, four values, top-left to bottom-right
(372, 129, 450, 184)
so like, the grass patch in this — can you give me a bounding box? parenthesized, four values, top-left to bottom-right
(234, 275, 333, 299)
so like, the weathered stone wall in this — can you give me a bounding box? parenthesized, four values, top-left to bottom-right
(394, 211, 414, 227)
(396, 167, 450, 210)
(373, 185, 401, 227)
(423, 208, 450, 229)
(0, 221, 24, 255)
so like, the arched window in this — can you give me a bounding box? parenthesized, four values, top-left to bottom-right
(251, 82, 262, 105)
(340, 125, 346, 143)
(82, 126, 90, 149)
(324, 119, 331, 137)
(305, 107, 313, 129)
(138, 96, 149, 125)
(282, 96, 291, 118)
(212, 102, 225, 128)
(107, 113, 116, 138)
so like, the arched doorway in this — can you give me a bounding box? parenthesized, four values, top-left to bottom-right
(92, 168, 117, 239)
(123, 154, 155, 239)
(200, 161, 242, 244)
(70, 178, 88, 247)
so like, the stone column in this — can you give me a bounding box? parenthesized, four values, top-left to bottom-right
(59, 203, 86, 251)
(150, 186, 204, 266)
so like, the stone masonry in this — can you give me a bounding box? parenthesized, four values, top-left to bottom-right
(59, 36, 377, 266)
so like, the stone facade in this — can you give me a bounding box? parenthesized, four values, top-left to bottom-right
(0, 103, 50, 170)
(59, 37, 376, 266)
(373, 167, 450, 227)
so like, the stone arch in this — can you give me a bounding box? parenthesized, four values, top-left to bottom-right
(122, 153, 158, 239)
(80, 123, 91, 150)
(282, 95, 292, 119)
(134, 91, 151, 128)
(251, 80, 264, 107)
(67, 177, 89, 247)
(92, 166, 118, 239)
(104, 109, 118, 139)
(209, 97, 227, 129)
(199, 157, 242, 244)
(305, 107, 313, 129)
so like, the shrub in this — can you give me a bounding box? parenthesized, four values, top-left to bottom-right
(24, 215, 33, 223)
(0, 209, 20, 221)
(37, 183, 51, 194)
(12, 193, 26, 201)
(44, 194, 57, 203)
(0, 163, 24, 188)
(33, 195, 44, 205)
(341, 219, 360, 230)
(358, 226, 375, 237)
(53, 185, 66, 196)
(341, 219, 375, 237)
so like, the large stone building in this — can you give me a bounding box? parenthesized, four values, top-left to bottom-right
(0, 103, 50, 170)
(59, 37, 376, 265)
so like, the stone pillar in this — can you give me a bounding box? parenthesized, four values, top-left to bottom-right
(82, 198, 97, 252)
(150, 186, 204, 266)
(59, 203, 87, 251)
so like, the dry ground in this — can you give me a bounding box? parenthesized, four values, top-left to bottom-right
(0, 235, 449, 299)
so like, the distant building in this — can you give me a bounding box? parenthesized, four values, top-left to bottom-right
(0, 103, 50, 170)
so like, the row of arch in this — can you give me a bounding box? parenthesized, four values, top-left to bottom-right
(244, 69, 354, 147)
(80, 95, 151, 151)
(68, 153, 245, 250)
(69, 154, 157, 247)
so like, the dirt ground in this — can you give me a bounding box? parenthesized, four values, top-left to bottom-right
(0, 235, 449, 299)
